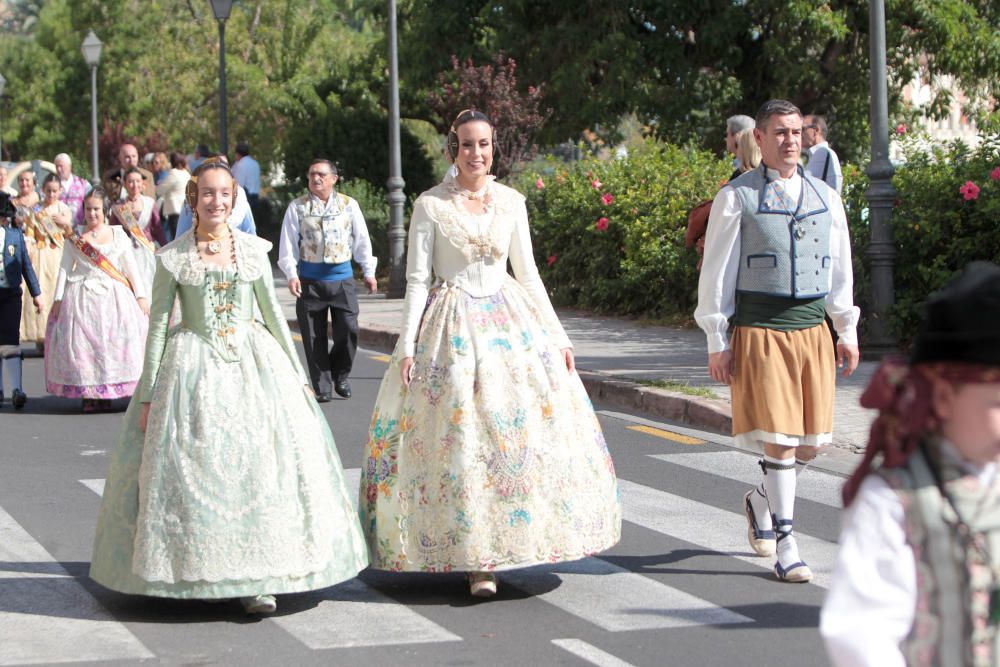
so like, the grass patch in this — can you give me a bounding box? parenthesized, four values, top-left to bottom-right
(634, 379, 718, 399)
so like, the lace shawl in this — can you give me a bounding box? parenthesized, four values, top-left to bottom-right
(158, 229, 272, 286)
(419, 177, 524, 264)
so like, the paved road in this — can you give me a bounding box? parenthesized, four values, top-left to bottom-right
(1, 343, 844, 666)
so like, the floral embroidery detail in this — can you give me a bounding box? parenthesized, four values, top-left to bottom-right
(418, 183, 519, 264)
(159, 231, 271, 286)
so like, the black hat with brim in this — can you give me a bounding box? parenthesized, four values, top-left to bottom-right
(910, 261, 1000, 366)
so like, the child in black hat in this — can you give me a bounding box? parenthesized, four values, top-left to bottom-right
(821, 261, 1000, 666)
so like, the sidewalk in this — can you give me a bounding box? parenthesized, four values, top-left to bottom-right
(276, 279, 877, 455)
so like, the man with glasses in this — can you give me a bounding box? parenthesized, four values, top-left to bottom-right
(278, 159, 377, 401)
(802, 115, 843, 195)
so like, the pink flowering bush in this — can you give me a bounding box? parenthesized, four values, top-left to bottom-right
(846, 131, 1000, 343)
(519, 138, 730, 318)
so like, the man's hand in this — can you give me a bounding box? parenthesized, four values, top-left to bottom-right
(708, 349, 734, 384)
(837, 343, 860, 378)
(364, 276, 378, 294)
(31, 295, 44, 314)
(288, 277, 302, 298)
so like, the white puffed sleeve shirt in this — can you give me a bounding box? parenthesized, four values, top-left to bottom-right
(398, 182, 571, 358)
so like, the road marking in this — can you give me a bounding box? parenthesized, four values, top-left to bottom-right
(618, 479, 837, 588)
(626, 424, 705, 445)
(369, 354, 392, 363)
(648, 452, 843, 508)
(503, 557, 751, 631)
(552, 639, 638, 667)
(0, 506, 154, 665)
(80, 479, 105, 496)
(271, 578, 463, 649)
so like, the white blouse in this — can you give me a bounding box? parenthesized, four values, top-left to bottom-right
(398, 181, 571, 358)
(55, 226, 149, 301)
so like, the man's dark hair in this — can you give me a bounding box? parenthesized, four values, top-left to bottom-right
(756, 99, 803, 130)
(169, 151, 188, 170)
(195, 144, 211, 157)
(235, 142, 251, 157)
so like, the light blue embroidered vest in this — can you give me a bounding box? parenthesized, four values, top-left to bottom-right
(731, 165, 833, 298)
(293, 193, 355, 265)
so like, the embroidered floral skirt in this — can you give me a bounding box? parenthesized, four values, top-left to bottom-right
(361, 278, 621, 572)
(90, 322, 369, 598)
(45, 279, 147, 399)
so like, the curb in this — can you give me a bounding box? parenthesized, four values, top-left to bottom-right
(288, 316, 735, 437)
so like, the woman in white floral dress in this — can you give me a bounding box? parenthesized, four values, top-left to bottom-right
(360, 110, 621, 597)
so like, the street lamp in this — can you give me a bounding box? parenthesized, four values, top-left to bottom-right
(210, 0, 233, 156)
(81, 30, 103, 185)
(864, 0, 897, 355)
(0, 73, 6, 162)
(386, 0, 407, 298)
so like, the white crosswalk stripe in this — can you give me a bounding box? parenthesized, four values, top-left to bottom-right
(552, 639, 639, 667)
(648, 451, 844, 508)
(66, 468, 829, 660)
(618, 479, 839, 588)
(0, 505, 154, 665)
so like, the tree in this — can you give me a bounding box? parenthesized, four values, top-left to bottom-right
(426, 54, 550, 179)
(0, 0, 379, 170)
(390, 0, 1000, 162)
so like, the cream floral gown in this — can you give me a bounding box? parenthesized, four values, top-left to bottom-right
(91, 230, 368, 598)
(361, 174, 621, 572)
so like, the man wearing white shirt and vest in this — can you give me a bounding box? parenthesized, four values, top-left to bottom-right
(278, 159, 377, 401)
(695, 99, 860, 583)
(803, 114, 843, 195)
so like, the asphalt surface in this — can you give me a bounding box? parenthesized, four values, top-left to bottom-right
(0, 343, 842, 667)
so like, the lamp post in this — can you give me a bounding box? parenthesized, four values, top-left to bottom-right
(386, 0, 407, 298)
(209, 0, 233, 157)
(81, 30, 103, 185)
(0, 73, 6, 162)
(864, 0, 897, 356)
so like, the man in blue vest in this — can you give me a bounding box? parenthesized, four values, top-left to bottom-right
(695, 99, 860, 583)
(278, 159, 377, 401)
(0, 192, 43, 409)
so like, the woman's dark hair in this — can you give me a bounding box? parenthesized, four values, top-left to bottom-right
(170, 151, 188, 170)
(446, 109, 497, 161)
(42, 173, 61, 190)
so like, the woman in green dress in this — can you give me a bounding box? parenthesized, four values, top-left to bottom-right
(91, 163, 368, 615)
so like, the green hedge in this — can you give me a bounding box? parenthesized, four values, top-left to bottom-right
(846, 132, 1000, 345)
(519, 140, 731, 319)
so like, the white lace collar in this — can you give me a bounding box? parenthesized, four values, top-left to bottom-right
(419, 180, 522, 264)
(157, 229, 272, 286)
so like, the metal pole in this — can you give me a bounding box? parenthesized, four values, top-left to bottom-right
(218, 20, 228, 156)
(90, 64, 100, 185)
(864, 0, 897, 356)
(386, 0, 407, 298)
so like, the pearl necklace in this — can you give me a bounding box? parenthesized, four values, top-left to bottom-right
(448, 178, 493, 214)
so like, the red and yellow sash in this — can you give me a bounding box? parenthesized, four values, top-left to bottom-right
(31, 209, 66, 249)
(69, 233, 135, 295)
(113, 202, 156, 254)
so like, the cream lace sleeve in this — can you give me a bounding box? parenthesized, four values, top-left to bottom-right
(507, 197, 572, 349)
(398, 197, 436, 358)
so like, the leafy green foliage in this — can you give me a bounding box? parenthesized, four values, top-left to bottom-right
(871, 133, 1000, 344)
(394, 0, 1000, 163)
(518, 140, 731, 318)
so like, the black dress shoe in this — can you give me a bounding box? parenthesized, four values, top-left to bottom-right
(334, 380, 352, 399)
(12, 389, 27, 410)
(0, 390, 5, 406)
(316, 393, 333, 403)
